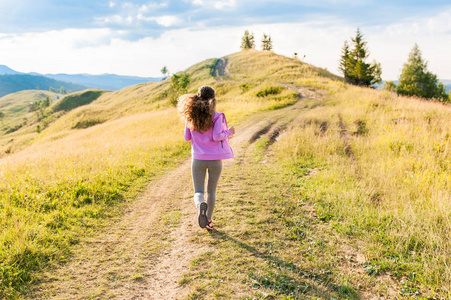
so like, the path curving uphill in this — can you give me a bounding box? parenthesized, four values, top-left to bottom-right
(28, 85, 398, 299)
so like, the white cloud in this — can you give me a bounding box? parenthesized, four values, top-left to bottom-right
(425, 9, 451, 34)
(383, 9, 451, 38)
(0, 23, 347, 77)
(1, 8, 451, 80)
(366, 7, 451, 79)
(139, 2, 169, 13)
(214, 0, 236, 9)
(97, 2, 175, 27)
(97, 14, 134, 25)
(188, 0, 236, 9)
(147, 15, 182, 27)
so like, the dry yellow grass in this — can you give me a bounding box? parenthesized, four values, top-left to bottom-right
(5, 49, 450, 298)
(275, 83, 451, 297)
(1, 51, 325, 297)
(0, 109, 189, 297)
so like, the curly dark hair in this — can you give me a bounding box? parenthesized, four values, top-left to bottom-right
(177, 86, 217, 133)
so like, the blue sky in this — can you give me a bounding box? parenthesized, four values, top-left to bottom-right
(0, 0, 450, 80)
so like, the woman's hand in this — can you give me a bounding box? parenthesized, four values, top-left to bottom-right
(229, 126, 235, 135)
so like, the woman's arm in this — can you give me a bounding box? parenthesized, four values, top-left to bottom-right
(184, 124, 192, 141)
(212, 114, 233, 141)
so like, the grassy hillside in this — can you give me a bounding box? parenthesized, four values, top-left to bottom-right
(0, 90, 59, 125)
(0, 91, 60, 152)
(1, 50, 450, 298)
(272, 86, 451, 298)
(1, 50, 330, 297)
(0, 89, 104, 155)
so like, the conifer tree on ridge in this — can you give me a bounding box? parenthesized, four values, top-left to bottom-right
(240, 30, 255, 50)
(261, 33, 273, 51)
(339, 29, 382, 87)
(396, 44, 448, 101)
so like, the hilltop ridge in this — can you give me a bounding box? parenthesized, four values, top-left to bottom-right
(0, 50, 338, 155)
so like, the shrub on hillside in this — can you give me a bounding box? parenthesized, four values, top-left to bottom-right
(256, 86, 283, 97)
(53, 90, 103, 112)
(240, 83, 250, 93)
(72, 119, 105, 129)
(383, 81, 397, 92)
(168, 73, 191, 106)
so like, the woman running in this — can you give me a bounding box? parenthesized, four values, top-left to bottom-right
(177, 85, 235, 230)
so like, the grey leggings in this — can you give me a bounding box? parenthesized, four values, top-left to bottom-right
(191, 159, 223, 220)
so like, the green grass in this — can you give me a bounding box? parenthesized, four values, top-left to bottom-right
(273, 85, 451, 298)
(0, 50, 337, 297)
(6, 49, 451, 298)
(180, 136, 361, 299)
(0, 111, 189, 298)
(179, 83, 451, 298)
(52, 90, 104, 112)
(1, 51, 335, 156)
(176, 53, 451, 298)
(256, 85, 283, 97)
(0, 90, 59, 131)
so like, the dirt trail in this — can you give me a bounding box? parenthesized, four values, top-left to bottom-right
(28, 86, 312, 299)
(31, 158, 197, 299)
(28, 84, 397, 299)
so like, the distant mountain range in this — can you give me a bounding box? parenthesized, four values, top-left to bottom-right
(43, 73, 162, 91)
(0, 65, 22, 75)
(0, 65, 163, 97)
(0, 74, 87, 98)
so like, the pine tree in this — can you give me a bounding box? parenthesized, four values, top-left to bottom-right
(339, 29, 382, 87)
(397, 44, 448, 101)
(161, 66, 169, 79)
(261, 33, 273, 51)
(240, 30, 255, 50)
(338, 41, 350, 79)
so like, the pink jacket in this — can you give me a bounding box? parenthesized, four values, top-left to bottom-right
(184, 112, 234, 160)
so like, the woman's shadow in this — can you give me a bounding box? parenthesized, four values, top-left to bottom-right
(208, 229, 361, 299)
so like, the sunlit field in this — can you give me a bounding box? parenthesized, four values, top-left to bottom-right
(0, 51, 318, 296)
(0, 110, 191, 296)
(275, 83, 451, 296)
(2, 49, 450, 297)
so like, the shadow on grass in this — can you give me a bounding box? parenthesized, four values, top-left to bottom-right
(208, 229, 361, 299)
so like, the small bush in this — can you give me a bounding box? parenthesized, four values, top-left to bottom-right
(240, 84, 250, 93)
(53, 90, 103, 112)
(72, 119, 105, 129)
(354, 119, 368, 135)
(168, 73, 191, 106)
(4, 123, 24, 134)
(256, 86, 283, 97)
